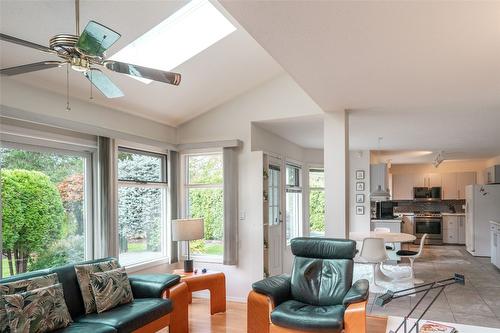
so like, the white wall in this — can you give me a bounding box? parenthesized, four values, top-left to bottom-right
(1, 79, 177, 147)
(177, 74, 323, 300)
(349, 150, 371, 232)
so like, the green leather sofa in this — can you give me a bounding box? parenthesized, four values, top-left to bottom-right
(248, 238, 369, 333)
(0, 257, 182, 333)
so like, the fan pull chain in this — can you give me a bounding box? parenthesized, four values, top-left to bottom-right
(89, 70, 93, 100)
(66, 64, 71, 112)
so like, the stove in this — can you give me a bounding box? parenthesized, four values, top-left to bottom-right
(413, 211, 443, 244)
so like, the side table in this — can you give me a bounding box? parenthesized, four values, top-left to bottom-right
(173, 269, 226, 315)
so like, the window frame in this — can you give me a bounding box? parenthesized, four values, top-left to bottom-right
(181, 150, 224, 263)
(0, 141, 96, 278)
(308, 167, 325, 237)
(285, 162, 303, 245)
(116, 146, 170, 269)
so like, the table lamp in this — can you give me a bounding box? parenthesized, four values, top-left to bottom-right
(172, 218, 204, 273)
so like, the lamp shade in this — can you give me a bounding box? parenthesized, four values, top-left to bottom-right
(171, 218, 204, 241)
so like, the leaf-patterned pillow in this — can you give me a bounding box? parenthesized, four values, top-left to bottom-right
(74, 259, 119, 314)
(0, 273, 59, 333)
(89, 267, 134, 313)
(4, 283, 72, 333)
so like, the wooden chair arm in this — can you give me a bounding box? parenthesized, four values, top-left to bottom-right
(163, 281, 190, 333)
(344, 300, 367, 333)
(248, 290, 275, 333)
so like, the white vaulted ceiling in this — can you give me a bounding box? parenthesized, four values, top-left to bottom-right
(0, 0, 283, 126)
(220, 1, 500, 112)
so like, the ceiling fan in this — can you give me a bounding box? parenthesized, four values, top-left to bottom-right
(0, 0, 181, 99)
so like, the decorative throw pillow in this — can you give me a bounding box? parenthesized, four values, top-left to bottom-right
(89, 267, 134, 313)
(0, 273, 59, 333)
(4, 283, 72, 333)
(75, 259, 119, 314)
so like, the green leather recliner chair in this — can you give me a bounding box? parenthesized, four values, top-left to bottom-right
(248, 238, 369, 333)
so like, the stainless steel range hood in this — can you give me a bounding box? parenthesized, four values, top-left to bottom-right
(370, 163, 391, 201)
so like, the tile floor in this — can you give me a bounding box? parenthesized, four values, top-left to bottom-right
(368, 244, 500, 328)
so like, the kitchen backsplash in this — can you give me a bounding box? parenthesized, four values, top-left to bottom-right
(392, 200, 466, 213)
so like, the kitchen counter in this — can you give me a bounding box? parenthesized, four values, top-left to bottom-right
(371, 218, 403, 223)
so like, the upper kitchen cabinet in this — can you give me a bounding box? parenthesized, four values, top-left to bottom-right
(457, 172, 476, 199)
(442, 173, 458, 199)
(392, 173, 416, 200)
(414, 173, 442, 187)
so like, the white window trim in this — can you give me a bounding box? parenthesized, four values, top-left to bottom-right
(179, 150, 224, 263)
(116, 146, 171, 267)
(285, 161, 304, 245)
(307, 166, 325, 237)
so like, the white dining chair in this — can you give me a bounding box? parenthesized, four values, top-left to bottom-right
(374, 227, 395, 250)
(396, 233, 428, 284)
(358, 238, 390, 289)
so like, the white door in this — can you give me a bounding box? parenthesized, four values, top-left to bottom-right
(268, 159, 283, 276)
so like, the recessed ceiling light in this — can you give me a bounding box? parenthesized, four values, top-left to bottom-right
(110, 0, 236, 84)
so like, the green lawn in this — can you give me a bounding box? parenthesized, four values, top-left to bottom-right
(2, 258, 15, 278)
(205, 243, 223, 256)
(127, 242, 147, 252)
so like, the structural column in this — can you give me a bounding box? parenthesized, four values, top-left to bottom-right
(324, 110, 349, 238)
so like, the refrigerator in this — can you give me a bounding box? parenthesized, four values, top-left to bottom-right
(465, 184, 500, 257)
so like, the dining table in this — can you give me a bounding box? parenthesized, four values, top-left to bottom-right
(349, 231, 417, 285)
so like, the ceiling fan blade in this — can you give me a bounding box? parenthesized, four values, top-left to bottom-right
(103, 60, 181, 86)
(0, 33, 56, 54)
(85, 68, 124, 98)
(76, 21, 121, 57)
(1, 61, 65, 76)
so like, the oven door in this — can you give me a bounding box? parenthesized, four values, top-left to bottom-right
(414, 217, 442, 239)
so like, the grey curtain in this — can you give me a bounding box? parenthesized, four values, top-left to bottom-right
(223, 147, 238, 265)
(97, 136, 118, 258)
(169, 151, 179, 263)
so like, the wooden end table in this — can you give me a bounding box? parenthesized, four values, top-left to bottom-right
(173, 269, 226, 315)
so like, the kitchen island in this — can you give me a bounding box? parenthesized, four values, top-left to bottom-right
(370, 217, 403, 251)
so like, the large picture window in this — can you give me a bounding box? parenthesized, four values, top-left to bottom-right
(117, 148, 168, 266)
(0, 146, 91, 278)
(309, 168, 325, 237)
(285, 163, 302, 244)
(185, 153, 224, 257)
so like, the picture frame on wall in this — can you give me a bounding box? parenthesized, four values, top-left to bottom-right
(356, 206, 365, 215)
(356, 182, 365, 191)
(356, 194, 365, 203)
(355, 170, 365, 180)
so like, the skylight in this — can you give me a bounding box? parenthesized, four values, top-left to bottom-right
(110, 0, 236, 84)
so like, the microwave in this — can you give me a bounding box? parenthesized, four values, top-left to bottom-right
(413, 187, 441, 201)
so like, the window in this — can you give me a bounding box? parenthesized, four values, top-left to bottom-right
(185, 153, 224, 257)
(268, 165, 281, 226)
(117, 148, 168, 266)
(309, 168, 325, 237)
(0, 146, 91, 278)
(110, 0, 236, 84)
(285, 164, 302, 244)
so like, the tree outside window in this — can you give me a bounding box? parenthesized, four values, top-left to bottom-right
(1, 147, 88, 278)
(309, 168, 325, 237)
(185, 154, 224, 257)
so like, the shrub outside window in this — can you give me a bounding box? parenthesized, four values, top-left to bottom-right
(309, 168, 325, 237)
(117, 147, 168, 266)
(185, 153, 224, 257)
(0, 146, 91, 278)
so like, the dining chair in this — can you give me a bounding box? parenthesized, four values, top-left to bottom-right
(358, 238, 389, 288)
(373, 227, 395, 250)
(396, 233, 428, 284)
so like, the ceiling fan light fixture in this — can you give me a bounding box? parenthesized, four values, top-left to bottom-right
(70, 57, 90, 72)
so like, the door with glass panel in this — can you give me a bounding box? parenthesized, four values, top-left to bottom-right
(267, 158, 283, 276)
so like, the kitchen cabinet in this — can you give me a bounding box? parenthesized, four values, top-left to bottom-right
(458, 216, 466, 244)
(443, 215, 459, 244)
(414, 173, 441, 188)
(392, 174, 416, 200)
(457, 172, 476, 199)
(442, 173, 458, 200)
(401, 215, 414, 235)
